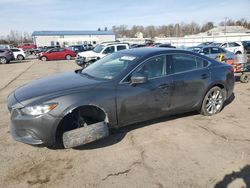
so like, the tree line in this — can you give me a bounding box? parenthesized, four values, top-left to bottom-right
(111, 18, 250, 38)
(0, 18, 249, 45)
(0, 30, 32, 46)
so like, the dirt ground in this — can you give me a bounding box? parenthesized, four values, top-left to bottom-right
(0, 57, 249, 188)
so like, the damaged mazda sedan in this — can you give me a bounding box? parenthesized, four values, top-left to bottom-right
(7, 48, 235, 148)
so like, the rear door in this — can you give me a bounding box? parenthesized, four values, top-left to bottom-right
(58, 48, 66, 59)
(170, 53, 210, 112)
(116, 45, 127, 52)
(116, 55, 173, 126)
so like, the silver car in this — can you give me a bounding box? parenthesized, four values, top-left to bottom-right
(198, 46, 235, 60)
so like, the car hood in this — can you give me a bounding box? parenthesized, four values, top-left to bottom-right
(14, 71, 102, 103)
(78, 50, 100, 57)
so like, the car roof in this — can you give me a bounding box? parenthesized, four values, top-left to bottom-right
(100, 42, 129, 46)
(118, 47, 198, 57)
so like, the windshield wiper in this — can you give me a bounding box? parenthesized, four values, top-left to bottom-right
(81, 72, 96, 79)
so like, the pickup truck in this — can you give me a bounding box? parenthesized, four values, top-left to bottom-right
(76, 42, 130, 67)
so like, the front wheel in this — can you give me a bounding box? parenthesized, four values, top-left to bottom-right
(200, 86, 225, 116)
(65, 55, 71, 60)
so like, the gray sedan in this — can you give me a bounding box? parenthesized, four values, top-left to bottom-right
(7, 48, 235, 148)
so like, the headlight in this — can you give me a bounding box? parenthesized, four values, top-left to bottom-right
(21, 103, 58, 116)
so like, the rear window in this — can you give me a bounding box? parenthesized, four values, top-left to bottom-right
(172, 54, 208, 73)
(117, 45, 127, 51)
(211, 47, 220, 54)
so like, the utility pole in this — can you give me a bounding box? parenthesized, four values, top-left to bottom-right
(224, 17, 228, 35)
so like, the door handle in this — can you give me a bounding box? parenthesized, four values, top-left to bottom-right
(158, 84, 169, 89)
(201, 74, 209, 79)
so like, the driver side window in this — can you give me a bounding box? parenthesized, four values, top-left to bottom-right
(102, 46, 115, 54)
(134, 55, 166, 79)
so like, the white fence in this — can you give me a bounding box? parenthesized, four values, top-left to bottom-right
(118, 33, 250, 48)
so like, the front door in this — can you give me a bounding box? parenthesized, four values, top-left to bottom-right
(116, 55, 173, 126)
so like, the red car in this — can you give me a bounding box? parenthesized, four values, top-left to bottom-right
(17, 43, 37, 50)
(39, 48, 76, 61)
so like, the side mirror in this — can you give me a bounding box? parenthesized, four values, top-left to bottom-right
(130, 73, 148, 85)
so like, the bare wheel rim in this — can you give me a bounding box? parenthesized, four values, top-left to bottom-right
(205, 89, 223, 114)
(0, 58, 7, 64)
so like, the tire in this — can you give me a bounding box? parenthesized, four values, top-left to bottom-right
(41, 56, 48, 61)
(26, 51, 31, 56)
(240, 74, 249, 83)
(0, 57, 8, 64)
(84, 61, 92, 68)
(17, 55, 24, 60)
(235, 51, 242, 55)
(65, 54, 71, 60)
(200, 86, 225, 116)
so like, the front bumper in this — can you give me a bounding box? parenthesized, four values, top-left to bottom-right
(75, 57, 85, 66)
(8, 93, 61, 145)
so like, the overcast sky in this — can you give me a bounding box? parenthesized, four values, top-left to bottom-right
(0, 0, 249, 35)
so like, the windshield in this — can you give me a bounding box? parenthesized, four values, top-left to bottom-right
(81, 53, 139, 80)
(93, 45, 105, 53)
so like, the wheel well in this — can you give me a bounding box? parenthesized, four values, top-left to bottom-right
(55, 105, 108, 144)
(211, 83, 227, 98)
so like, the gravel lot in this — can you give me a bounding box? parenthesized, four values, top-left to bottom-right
(0, 57, 249, 188)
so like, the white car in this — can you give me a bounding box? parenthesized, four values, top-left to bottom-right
(220, 42, 245, 55)
(10, 48, 26, 60)
(76, 42, 130, 67)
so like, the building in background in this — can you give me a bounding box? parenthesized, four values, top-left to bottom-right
(32, 31, 116, 47)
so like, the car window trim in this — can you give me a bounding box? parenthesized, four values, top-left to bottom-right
(119, 54, 168, 84)
(119, 52, 211, 84)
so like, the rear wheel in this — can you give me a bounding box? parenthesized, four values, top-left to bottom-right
(17, 55, 24, 60)
(65, 54, 71, 60)
(41, 56, 47, 61)
(240, 74, 249, 83)
(200, 86, 224, 116)
(0, 57, 8, 64)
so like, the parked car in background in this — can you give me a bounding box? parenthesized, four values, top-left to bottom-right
(76, 42, 130, 67)
(0, 49, 15, 64)
(131, 44, 147, 48)
(220, 42, 245, 55)
(197, 42, 214, 46)
(242, 41, 250, 54)
(17, 43, 37, 50)
(7, 48, 235, 148)
(83, 44, 94, 50)
(156, 43, 176, 48)
(68, 45, 86, 54)
(39, 48, 76, 61)
(36, 46, 56, 54)
(10, 48, 26, 60)
(0, 44, 10, 49)
(196, 46, 235, 60)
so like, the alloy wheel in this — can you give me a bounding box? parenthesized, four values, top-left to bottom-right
(205, 89, 223, 115)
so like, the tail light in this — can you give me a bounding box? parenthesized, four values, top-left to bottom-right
(229, 65, 234, 73)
